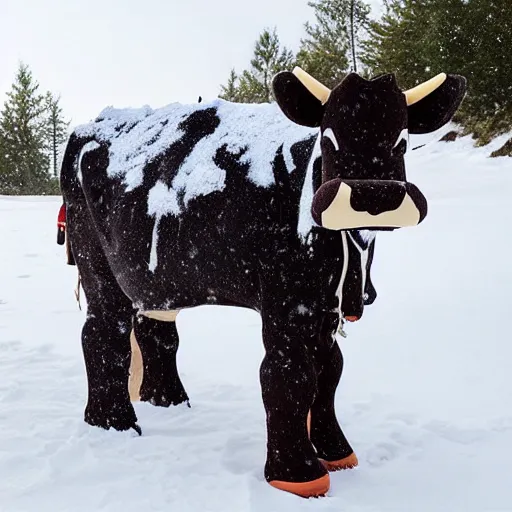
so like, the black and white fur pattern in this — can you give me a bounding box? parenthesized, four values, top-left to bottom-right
(60, 65, 468, 496)
(60, 99, 376, 490)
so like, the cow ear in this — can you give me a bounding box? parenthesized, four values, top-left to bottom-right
(407, 74, 467, 134)
(272, 71, 325, 128)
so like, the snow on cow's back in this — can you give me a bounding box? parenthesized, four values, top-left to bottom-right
(74, 99, 318, 198)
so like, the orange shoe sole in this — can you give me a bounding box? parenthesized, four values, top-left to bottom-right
(320, 452, 359, 472)
(269, 474, 330, 498)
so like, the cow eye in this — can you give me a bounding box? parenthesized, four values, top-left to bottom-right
(393, 128, 409, 153)
(323, 128, 340, 151)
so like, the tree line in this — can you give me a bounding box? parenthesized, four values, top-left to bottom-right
(1, 0, 509, 196)
(220, 0, 511, 156)
(0, 63, 69, 195)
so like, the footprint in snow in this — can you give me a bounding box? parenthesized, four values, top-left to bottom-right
(386, 412, 418, 426)
(491, 417, 512, 432)
(366, 442, 400, 467)
(423, 420, 486, 444)
(17, 274, 31, 279)
(0, 340, 22, 351)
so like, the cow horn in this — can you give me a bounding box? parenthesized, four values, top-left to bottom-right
(292, 67, 331, 105)
(403, 73, 447, 106)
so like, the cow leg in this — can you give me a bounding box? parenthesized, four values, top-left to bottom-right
(310, 338, 358, 471)
(132, 316, 189, 407)
(81, 294, 140, 434)
(260, 309, 329, 497)
(67, 213, 139, 433)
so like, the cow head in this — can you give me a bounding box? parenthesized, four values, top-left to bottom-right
(272, 68, 466, 231)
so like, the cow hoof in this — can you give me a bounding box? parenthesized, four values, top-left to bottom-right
(140, 389, 190, 408)
(269, 474, 330, 498)
(320, 452, 358, 472)
(84, 401, 140, 434)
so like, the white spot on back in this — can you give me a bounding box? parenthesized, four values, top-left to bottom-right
(147, 181, 181, 272)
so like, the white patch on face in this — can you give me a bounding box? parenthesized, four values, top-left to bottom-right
(77, 141, 101, 184)
(393, 128, 409, 152)
(323, 128, 340, 151)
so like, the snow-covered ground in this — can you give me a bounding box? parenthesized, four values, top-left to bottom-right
(1, 133, 511, 512)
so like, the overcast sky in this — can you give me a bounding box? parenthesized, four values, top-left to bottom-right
(1, 0, 383, 127)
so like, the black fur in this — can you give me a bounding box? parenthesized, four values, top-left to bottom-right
(133, 316, 189, 407)
(320, 73, 408, 183)
(272, 72, 325, 127)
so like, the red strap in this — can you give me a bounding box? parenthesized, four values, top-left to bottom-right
(57, 203, 66, 229)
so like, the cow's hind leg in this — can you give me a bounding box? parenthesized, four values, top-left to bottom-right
(310, 334, 358, 471)
(68, 225, 139, 433)
(80, 290, 140, 434)
(260, 309, 329, 498)
(132, 316, 189, 407)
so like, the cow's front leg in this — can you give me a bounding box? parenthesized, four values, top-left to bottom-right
(132, 315, 189, 407)
(82, 302, 140, 434)
(310, 335, 358, 471)
(260, 310, 329, 498)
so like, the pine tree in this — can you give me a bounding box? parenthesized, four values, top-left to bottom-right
(296, 0, 371, 88)
(459, 0, 512, 144)
(361, 0, 437, 88)
(361, 0, 512, 150)
(219, 28, 295, 103)
(0, 62, 50, 194)
(45, 92, 69, 177)
(219, 69, 242, 102)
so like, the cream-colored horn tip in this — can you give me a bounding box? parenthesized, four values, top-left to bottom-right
(291, 67, 331, 105)
(432, 72, 448, 84)
(427, 72, 448, 89)
(292, 66, 306, 78)
(404, 72, 448, 106)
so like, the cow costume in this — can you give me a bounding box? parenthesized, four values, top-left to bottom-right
(59, 68, 466, 498)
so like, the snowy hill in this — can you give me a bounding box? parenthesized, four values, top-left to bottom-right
(0, 134, 511, 512)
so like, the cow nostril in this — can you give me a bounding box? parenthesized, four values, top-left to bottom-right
(345, 316, 359, 322)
